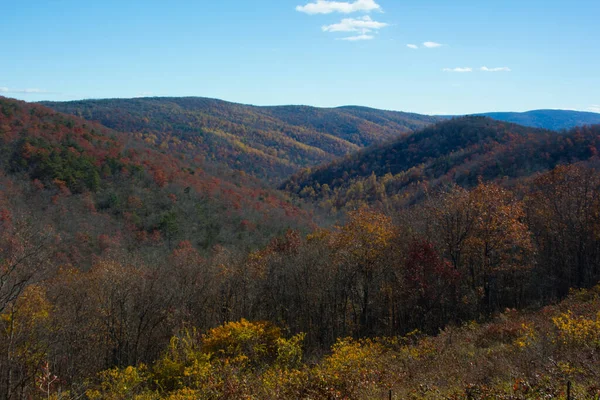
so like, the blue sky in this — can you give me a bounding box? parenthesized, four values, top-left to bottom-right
(2, 0, 599, 114)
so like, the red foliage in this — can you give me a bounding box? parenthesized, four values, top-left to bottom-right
(405, 239, 460, 301)
(152, 168, 168, 187)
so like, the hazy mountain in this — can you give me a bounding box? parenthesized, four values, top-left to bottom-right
(474, 109, 600, 130)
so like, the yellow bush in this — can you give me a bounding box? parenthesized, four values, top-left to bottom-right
(153, 328, 216, 392)
(87, 365, 148, 400)
(514, 323, 537, 349)
(276, 333, 305, 369)
(152, 321, 304, 397)
(202, 319, 282, 367)
(315, 337, 387, 396)
(552, 310, 600, 346)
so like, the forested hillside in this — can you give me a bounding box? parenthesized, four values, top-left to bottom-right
(0, 97, 310, 262)
(42, 97, 439, 183)
(283, 117, 600, 211)
(4, 158, 600, 398)
(3, 96, 600, 399)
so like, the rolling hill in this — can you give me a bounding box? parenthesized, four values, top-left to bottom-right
(0, 96, 312, 266)
(283, 116, 600, 210)
(42, 97, 440, 183)
(42, 98, 600, 188)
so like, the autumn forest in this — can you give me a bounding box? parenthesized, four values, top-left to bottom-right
(2, 96, 600, 399)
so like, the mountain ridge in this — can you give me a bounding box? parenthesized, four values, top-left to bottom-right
(473, 108, 600, 130)
(283, 116, 600, 210)
(41, 97, 440, 183)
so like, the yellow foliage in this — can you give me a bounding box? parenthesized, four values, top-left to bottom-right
(514, 323, 537, 349)
(317, 337, 387, 394)
(557, 361, 584, 378)
(275, 333, 305, 369)
(153, 328, 211, 392)
(332, 207, 395, 268)
(260, 367, 308, 398)
(401, 336, 437, 361)
(1, 284, 52, 330)
(87, 365, 148, 400)
(149, 321, 304, 397)
(202, 319, 282, 367)
(1, 284, 53, 373)
(552, 310, 600, 346)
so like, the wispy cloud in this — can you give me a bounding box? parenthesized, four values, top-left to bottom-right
(341, 34, 375, 41)
(322, 16, 388, 33)
(442, 67, 513, 73)
(0, 87, 51, 94)
(407, 44, 418, 49)
(299, 1, 387, 41)
(423, 41, 443, 48)
(480, 66, 511, 72)
(443, 67, 473, 73)
(588, 105, 600, 113)
(296, 0, 381, 14)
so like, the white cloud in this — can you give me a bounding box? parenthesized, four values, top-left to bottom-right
(0, 87, 49, 94)
(340, 34, 375, 41)
(423, 41, 443, 48)
(480, 66, 511, 72)
(298, 2, 387, 42)
(322, 16, 388, 33)
(296, 0, 381, 14)
(407, 44, 418, 49)
(588, 105, 600, 113)
(442, 67, 473, 73)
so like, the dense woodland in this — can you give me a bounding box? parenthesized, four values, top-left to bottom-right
(284, 117, 600, 212)
(2, 96, 600, 399)
(43, 98, 438, 183)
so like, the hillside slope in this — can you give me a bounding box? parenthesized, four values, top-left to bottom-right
(42, 97, 439, 182)
(0, 97, 311, 266)
(283, 117, 600, 209)
(85, 284, 600, 399)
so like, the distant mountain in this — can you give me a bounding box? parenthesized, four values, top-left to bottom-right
(42, 97, 440, 183)
(474, 109, 600, 130)
(283, 116, 600, 210)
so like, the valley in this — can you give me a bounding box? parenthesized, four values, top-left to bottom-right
(1, 95, 600, 399)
